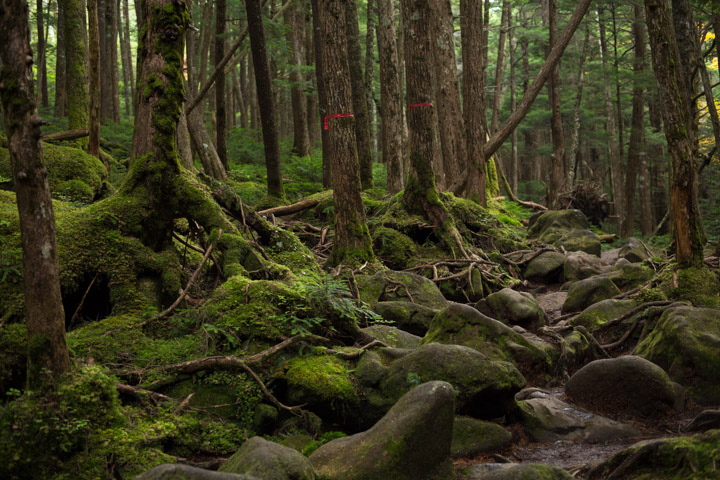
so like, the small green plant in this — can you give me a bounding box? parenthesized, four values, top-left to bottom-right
(302, 431, 347, 456)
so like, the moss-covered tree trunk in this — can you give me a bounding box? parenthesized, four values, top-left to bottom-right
(0, 0, 70, 386)
(63, 0, 89, 137)
(214, 0, 227, 170)
(310, 0, 332, 188)
(376, 0, 404, 194)
(246, 0, 284, 200)
(87, 0, 101, 158)
(54, 0, 67, 117)
(645, 0, 705, 267)
(318, 0, 374, 267)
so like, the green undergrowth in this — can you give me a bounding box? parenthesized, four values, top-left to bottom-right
(0, 365, 247, 480)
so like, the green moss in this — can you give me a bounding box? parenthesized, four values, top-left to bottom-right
(485, 157, 500, 199)
(284, 355, 359, 405)
(0, 323, 27, 395)
(658, 265, 720, 308)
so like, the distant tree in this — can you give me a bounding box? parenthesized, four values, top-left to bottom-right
(214, 0, 227, 169)
(285, 0, 311, 158)
(246, 0, 285, 200)
(87, 0, 101, 158)
(63, 0, 89, 137)
(0, 0, 70, 387)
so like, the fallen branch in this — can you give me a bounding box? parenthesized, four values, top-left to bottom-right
(116, 383, 173, 404)
(258, 192, 332, 217)
(68, 272, 98, 330)
(42, 128, 89, 142)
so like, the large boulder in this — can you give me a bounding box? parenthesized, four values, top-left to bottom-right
(556, 229, 601, 257)
(362, 325, 422, 349)
(451, 417, 512, 459)
(565, 356, 678, 417)
(357, 271, 448, 310)
(422, 303, 554, 377)
(524, 251, 565, 284)
(134, 465, 260, 480)
(528, 210, 589, 240)
(618, 237, 663, 263)
(380, 343, 526, 418)
(571, 299, 637, 331)
(586, 431, 720, 480)
(372, 301, 438, 336)
(636, 306, 720, 404)
(563, 251, 608, 282)
(460, 463, 573, 480)
(310, 381, 456, 480)
(561, 276, 621, 314)
(686, 409, 720, 432)
(475, 288, 546, 330)
(219, 437, 316, 480)
(600, 262, 655, 289)
(515, 390, 640, 443)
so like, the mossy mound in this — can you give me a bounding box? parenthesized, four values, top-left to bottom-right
(219, 436, 316, 479)
(587, 430, 720, 480)
(372, 226, 417, 270)
(561, 277, 621, 314)
(657, 265, 720, 308)
(451, 416, 512, 458)
(0, 142, 108, 204)
(636, 306, 720, 404)
(571, 299, 637, 331)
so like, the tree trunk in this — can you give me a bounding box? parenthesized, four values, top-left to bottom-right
(376, 0, 403, 194)
(87, 0, 100, 157)
(672, 0, 699, 156)
(109, 0, 119, 121)
(120, 0, 134, 115)
(310, 0, 331, 188)
(285, 0, 311, 157)
(198, 0, 214, 115)
(36, 0, 49, 107)
(214, 0, 227, 169)
(430, 0, 465, 191)
(54, 0, 67, 116)
(0, 0, 70, 386)
(246, 0, 284, 199)
(317, 0, 373, 266)
(461, 0, 487, 205)
(645, 0, 705, 266)
(546, 0, 565, 208)
(64, 0, 89, 137)
(490, 1, 510, 135)
(345, 0, 374, 190)
(99, 0, 110, 122)
(598, 6, 622, 226)
(508, 8, 518, 195)
(648, 95, 667, 234)
(567, 22, 590, 188)
(364, 0, 377, 158)
(621, 4, 646, 239)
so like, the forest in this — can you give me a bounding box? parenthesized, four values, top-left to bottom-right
(1, 0, 720, 478)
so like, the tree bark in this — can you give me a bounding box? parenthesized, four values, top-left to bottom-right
(120, 0, 134, 115)
(508, 8, 518, 195)
(54, 0, 67, 116)
(546, 0, 565, 208)
(490, 1, 510, 135)
(621, 4, 646, 239)
(461, 0, 487, 205)
(430, 0, 465, 191)
(376, 0, 403, 194)
(109, 0, 119, 121)
(645, 0, 704, 266)
(345, 0, 374, 190)
(285, 0, 311, 157)
(598, 6, 623, 226)
(364, 0, 377, 158)
(87, 0, 100, 157)
(0, 0, 70, 386)
(36, 0, 49, 107)
(64, 0, 89, 138)
(567, 22, 590, 189)
(317, 0, 373, 266)
(214, 0, 227, 169)
(310, 0, 331, 188)
(246, 0, 284, 199)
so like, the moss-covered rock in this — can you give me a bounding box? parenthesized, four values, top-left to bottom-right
(563, 251, 608, 282)
(372, 301, 438, 336)
(136, 464, 260, 479)
(600, 262, 654, 289)
(556, 229, 601, 257)
(310, 381, 456, 480)
(571, 299, 637, 331)
(524, 251, 565, 284)
(565, 356, 678, 417)
(586, 430, 720, 480)
(515, 391, 641, 443)
(459, 463, 573, 480)
(619, 237, 665, 263)
(357, 270, 448, 310)
(636, 306, 720, 404)
(362, 325, 422, 349)
(380, 343, 526, 418)
(0, 142, 108, 204)
(372, 226, 417, 270)
(561, 276, 621, 314)
(450, 417, 512, 459)
(527, 209, 589, 241)
(475, 288, 546, 330)
(219, 437, 316, 480)
(422, 303, 555, 378)
(657, 266, 720, 308)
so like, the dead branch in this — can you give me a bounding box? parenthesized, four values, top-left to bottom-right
(42, 128, 89, 142)
(116, 383, 173, 404)
(238, 361, 305, 415)
(68, 272, 98, 330)
(258, 192, 332, 217)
